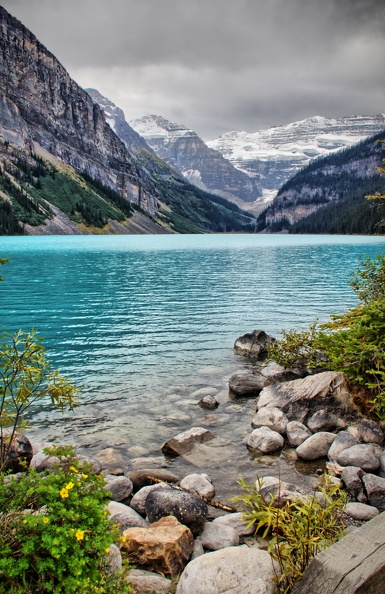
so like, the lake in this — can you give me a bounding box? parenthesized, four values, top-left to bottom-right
(1, 234, 385, 499)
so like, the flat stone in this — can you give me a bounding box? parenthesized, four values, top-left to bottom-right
(340, 466, 364, 498)
(199, 522, 239, 550)
(176, 545, 279, 594)
(212, 512, 255, 537)
(337, 444, 381, 473)
(161, 427, 215, 457)
(128, 468, 179, 491)
(362, 473, 385, 510)
(122, 516, 194, 577)
(344, 502, 379, 521)
(251, 406, 288, 435)
(328, 431, 359, 461)
(296, 432, 336, 461)
(307, 409, 345, 433)
(247, 427, 284, 454)
(130, 484, 172, 516)
(286, 421, 312, 447)
(356, 419, 383, 445)
(179, 473, 215, 500)
(127, 569, 172, 594)
(104, 476, 133, 502)
(145, 488, 208, 536)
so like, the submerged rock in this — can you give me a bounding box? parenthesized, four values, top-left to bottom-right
(161, 427, 215, 457)
(233, 329, 276, 359)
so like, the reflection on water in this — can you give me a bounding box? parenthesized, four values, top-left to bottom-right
(1, 234, 385, 499)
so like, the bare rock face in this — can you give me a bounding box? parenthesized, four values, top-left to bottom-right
(122, 516, 194, 577)
(257, 371, 357, 423)
(233, 329, 276, 358)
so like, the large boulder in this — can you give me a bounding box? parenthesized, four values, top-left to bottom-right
(336, 444, 381, 473)
(122, 516, 194, 577)
(145, 488, 208, 536)
(94, 448, 125, 470)
(228, 370, 267, 397)
(362, 474, 385, 511)
(246, 427, 284, 455)
(233, 329, 276, 359)
(328, 431, 359, 461)
(356, 419, 383, 445)
(344, 502, 379, 521)
(161, 427, 214, 457)
(130, 484, 172, 516)
(340, 466, 364, 499)
(296, 432, 336, 461)
(257, 371, 357, 423)
(106, 501, 148, 530)
(104, 476, 133, 502)
(286, 421, 312, 447)
(251, 407, 289, 435)
(211, 512, 255, 537)
(199, 522, 239, 550)
(176, 545, 279, 594)
(307, 409, 345, 433)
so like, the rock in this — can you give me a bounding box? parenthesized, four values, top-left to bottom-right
(192, 387, 218, 398)
(356, 419, 384, 445)
(233, 329, 276, 359)
(212, 512, 255, 537)
(30, 452, 61, 472)
(179, 473, 215, 500)
(257, 371, 356, 423)
(258, 477, 318, 508)
(286, 421, 312, 447)
(3, 433, 33, 472)
(106, 501, 148, 529)
(296, 432, 336, 461)
(127, 569, 172, 594)
(344, 502, 379, 521)
(380, 451, 385, 478)
(328, 431, 359, 461)
(161, 427, 215, 457)
(362, 473, 385, 510)
(130, 484, 172, 516)
(122, 516, 194, 577)
(104, 543, 122, 574)
(336, 444, 381, 473)
(199, 522, 239, 550)
(145, 488, 208, 537)
(307, 409, 345, 433)
(246, 427, 284, 454)
(111, 512, 148, 534)
(176, 545, 279, 594)
(128, 468, 180, 491)
(76, 454, 103, 473)
(228, 370, 267, 397)
(130, 456, 170, 469)
(340, 466, 364, 498)
(190, 538, 205, 560)
(104, 476, 133, 502)
(94, 448, 125, 470)
(198, 395, 219, 410)
(251, 407, 289, 435)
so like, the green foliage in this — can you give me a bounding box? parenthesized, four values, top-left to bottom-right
(234, 475, 346, 593)
(0, 446, 132, 593)
(0, 329, 78, 470)
(268, 253, 385, 419)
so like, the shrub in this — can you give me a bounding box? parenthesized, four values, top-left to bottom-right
(0, 446, 132, 593)
(234, 475, 346, 593)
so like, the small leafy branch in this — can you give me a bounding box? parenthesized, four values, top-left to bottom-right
(234, 475, 346, 593)
(0, 329, 78, 470)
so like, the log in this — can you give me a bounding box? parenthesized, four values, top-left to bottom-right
(292, 511, 385, 593)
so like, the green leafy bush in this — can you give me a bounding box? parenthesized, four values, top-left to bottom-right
(0, 446, 131, 593)
(234, 475, 346, 593)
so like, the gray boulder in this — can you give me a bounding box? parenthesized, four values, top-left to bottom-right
(179, 473, 215, 500)
(337, 444, 381, 473)
(198, 395, 219, 410)
(145, 488, 208, 536)
(94, 448, 125, 470)
(344, 502, 379, 521)
(128, 569, 172, 593)
(380, 451, 385, 478)
(106, 501, 148, 529)
(286, 421, 312, 447)
(104, 476, 133, 502)
(127, 468, 179, 491)
(328, 431, 359, 461)
(104, 543, 122, 574)
(199, 522, 239, 550)
(228, 370, 267, 397)
(161, 427, 215, 457)
(356, 419, 384, 445)
(130, 483, 172, 516)
(30, 452, 61, 472)
(307, 409, 345, 433)
(251, 407, 288, 435)
(362, 473, 385, 510)
(212, 512, 255, 537)
(340, 466, 364, 498)
(233, 329, 275, 359)
(246, 427, 284, 455)
(296, 432, 336, 461)
(176, 545, 279, 594)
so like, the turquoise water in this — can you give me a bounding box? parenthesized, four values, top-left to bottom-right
(1, 234, 385, 496)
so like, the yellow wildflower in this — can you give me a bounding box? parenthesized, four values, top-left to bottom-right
(60, 488, 69, 499)
(65, 481, 75, 490)
(82, 473, 88, 479)
(23, 519, 27, 524)
(105, 548, 110, 554)
(120, 536, 126, 543)
(70, 466, 79, 473)
(103, 510, 108, 516)
(75, 529, 84, 541)
(43, 517, 49, 524)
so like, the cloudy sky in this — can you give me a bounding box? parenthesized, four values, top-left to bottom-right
(3, 0, 385, 139)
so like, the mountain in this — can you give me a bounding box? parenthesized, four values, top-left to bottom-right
(256, 130, 385, 234)
(208, 115, 385, 197)
(129, 114, 263, 210)
(0, 7, 256, 235)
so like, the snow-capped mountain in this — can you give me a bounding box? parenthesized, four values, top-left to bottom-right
(129, 115, 262, 209)
(208, 114, 385, 193)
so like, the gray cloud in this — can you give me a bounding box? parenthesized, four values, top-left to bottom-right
(2, 0, 385, 139)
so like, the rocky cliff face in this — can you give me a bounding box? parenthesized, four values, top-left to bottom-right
(208, 114, 385, 195)
(0, 6, 158, 216)
(129, 114, 262, 208)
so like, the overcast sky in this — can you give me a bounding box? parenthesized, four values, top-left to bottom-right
(2, 0, 385, 139)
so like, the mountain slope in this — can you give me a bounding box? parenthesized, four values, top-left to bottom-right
(0, 7, 256, 235)
(129, 114, 262, 209)
(208, 115, 385, 195)
(256, 131, 385, 234)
